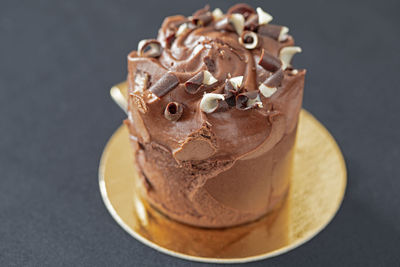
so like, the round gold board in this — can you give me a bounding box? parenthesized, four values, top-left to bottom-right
(99, 82, 347, 263)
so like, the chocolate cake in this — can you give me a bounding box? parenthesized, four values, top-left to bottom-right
(124, 4, 306, 228)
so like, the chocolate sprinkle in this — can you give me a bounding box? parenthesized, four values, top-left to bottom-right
(264, 68, 284, 88)
(258, 24, 286, 41)
(164, 102, 183, 121)
(258, 49, 282, 72)
(227, 3, 256, 19)
(149, 72, 179, 97)
(184, 71, 205, 94)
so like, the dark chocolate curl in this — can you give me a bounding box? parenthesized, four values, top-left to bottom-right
(236, 94, 248, 110)
(258, 24, 287, 41)
(149, 72, 179, 97)
(227, 3, 256, 19)
(258, 49, 282, 72)
(164, 102, 183, 121)
(224, 80, 239, 98)
(264, 69, 284, 88)
(235, 91, 259, 110)
(184, 71, 205, 94)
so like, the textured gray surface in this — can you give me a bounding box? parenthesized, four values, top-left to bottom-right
(1, 0, 399, 266)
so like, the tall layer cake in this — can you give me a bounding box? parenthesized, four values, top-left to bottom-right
(125, 4, 306, 228)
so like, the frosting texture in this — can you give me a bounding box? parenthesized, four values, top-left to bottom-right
(125, 4, 306, 227)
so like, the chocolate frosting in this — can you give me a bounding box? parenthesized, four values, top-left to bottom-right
(125, 4, 306, 227)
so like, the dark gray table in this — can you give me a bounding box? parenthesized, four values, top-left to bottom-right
(1, 0, 399, 266)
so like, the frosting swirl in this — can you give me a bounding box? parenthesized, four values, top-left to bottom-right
(126, 4, 305, 162)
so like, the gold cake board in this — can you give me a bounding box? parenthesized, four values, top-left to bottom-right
(99, 82, 347, 263)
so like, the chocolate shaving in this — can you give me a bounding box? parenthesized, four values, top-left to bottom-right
(138, 39, 162, 58)
(258, 49, 282, 72)
(264, 68, 284, 88)
(258, 24, 288, 41)
(148, 72, 179, 97)
(204, 56, 216, 73)
(244, 14, 259, 31)
(164, 102, 183, 121)
(184, 71, 204, 94)
(227, 3, 256, 19)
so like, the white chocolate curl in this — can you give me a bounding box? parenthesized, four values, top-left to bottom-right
(137, 39, 162, 57)
(279, 26, 289, 42)
(229, 14, 245, 35)
(259, 83, 277, 98)
(200, 93, 225, 113)
(203, 71, 218, 85)
(256, 7, 273, 25)
(239, 31, 258, 50)
(212, 8, 224, 20)
(279, 46, 302, 70)
(229, 76, 243, 89)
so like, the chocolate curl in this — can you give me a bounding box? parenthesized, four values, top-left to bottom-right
(191, 5, 212, 26)
(223, 80, 239, 107)
(239, 31, 259, 50)
(148, 72, 179, 97)
(279, 46, 302, 70)
(256, 7, 273, 25)
(265, 68, 284, 88)
(214, 17, 235, 32)
(212, 8, 224, 20)
(184, 71, 217, 94)
(164, 102, 183, 121)
(259, 69, 283, 98)
(215, 14, 245, 35)
(244, 14, 259, 31)
(184, 72, 204, 94)
(236, 91, 263, 110)
(258, 49, 282, 72)
(137, 39, 162, 58)
(258, 24, 289, 42)
(227, 3, 256, 19)
(200, 93, 225, 113)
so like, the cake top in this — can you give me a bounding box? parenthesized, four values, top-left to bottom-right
(127, 4, 305, 161)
